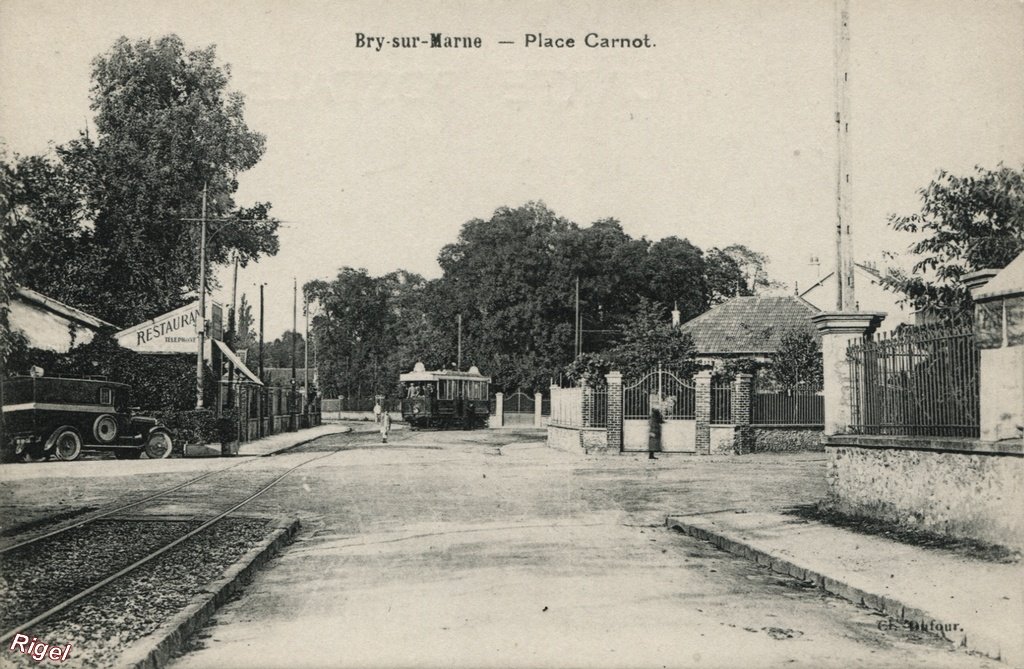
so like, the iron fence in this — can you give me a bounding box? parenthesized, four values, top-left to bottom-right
(586, 387, 608, 428)
(752, 386, 824, 426)
(847, 322, 979, 437)
(710, 379, 732, 424)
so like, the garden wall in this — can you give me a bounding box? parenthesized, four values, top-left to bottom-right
(752, 426, 824, 452)
(822, 435, 1024, 551)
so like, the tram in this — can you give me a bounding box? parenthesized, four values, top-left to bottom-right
(399, 362, 491, 429)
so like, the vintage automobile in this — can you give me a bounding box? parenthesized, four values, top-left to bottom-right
(1, 374, 174, 462)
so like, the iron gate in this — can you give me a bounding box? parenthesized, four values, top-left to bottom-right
(504, 390, 536, 426)
(622, 367, 696, 452)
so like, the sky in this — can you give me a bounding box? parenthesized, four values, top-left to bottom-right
(1, 0, 1022, 339)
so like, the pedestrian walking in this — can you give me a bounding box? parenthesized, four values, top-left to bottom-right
(373, 400, 382, 423)
(380, 410, 392, 443)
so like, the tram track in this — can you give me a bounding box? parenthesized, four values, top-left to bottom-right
(0, 427, 363, 555)
(0, 441, 349, 659)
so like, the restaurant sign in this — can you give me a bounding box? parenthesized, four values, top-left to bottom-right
(116, 300, 223, 354)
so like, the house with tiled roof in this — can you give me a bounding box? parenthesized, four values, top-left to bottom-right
(678, 295, 821, 367)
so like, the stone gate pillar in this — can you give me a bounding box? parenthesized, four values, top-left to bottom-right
(694, 370, 712, 455)
(605, 371, 623, 452)
(812, 312, 885, 436)
(534, 392, 543, 427)
(493, 392, 504, 428)
(731, 373, 753, 454)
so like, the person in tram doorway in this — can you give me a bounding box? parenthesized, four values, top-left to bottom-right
(373, 400, 382, 423)
(380, 409, 392, 443)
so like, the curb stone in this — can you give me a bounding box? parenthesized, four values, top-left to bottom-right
(666, 516, 1009, 665)
(257, 426, 351, 457)
(118, 516, 300, 669)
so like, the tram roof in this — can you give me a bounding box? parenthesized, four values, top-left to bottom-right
(400, 366, 490, 383)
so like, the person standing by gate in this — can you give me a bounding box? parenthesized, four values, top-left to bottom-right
(380, 410, 392, 443)
(648, 396, 663, 460)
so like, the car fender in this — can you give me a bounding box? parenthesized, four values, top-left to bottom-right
(44, 425, 81, 452)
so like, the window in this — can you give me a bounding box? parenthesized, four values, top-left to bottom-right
(100, 388, 113, 405)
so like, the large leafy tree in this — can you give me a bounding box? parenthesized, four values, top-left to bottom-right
(609, 299, 698, 380)
(437, 202, 578, 391)
(305, 268, 443, 400)
(882, 164, 1024, 320)
(761, 328, 823, 390)
(4, 35, 280, 326)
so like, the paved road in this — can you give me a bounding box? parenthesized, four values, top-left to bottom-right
(160, 425, 992, 669)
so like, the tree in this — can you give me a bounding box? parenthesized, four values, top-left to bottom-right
(762, 328, 823, 390)
(562, 352, 613, 387)
(4, 35, 280, 325)
(882, 164, 1024, 320)
(437, 202, 578, 391)
(253, 331, 307, 370)
(609, 299, 697, 380)
(643, 237, 707, 321)
(704, 247, 749, 305)
(235, 293, 255, 353)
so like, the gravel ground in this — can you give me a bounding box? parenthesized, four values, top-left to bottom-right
(2, 517, 274, 669)
(0, 519, 201, 632)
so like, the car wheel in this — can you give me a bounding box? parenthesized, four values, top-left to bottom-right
(144, 429, 173, 459)
(93, 414, 119, 443)
(113, 450, 143, 460)
(51, 428, 83, 461)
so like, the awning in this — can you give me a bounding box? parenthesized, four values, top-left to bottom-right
(214, 339, 263, 385)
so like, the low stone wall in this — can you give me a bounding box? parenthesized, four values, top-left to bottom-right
(752, 426, 824, 452)
(823, 435, 1024, 551)
(547, 424, 609, 454)
(710, 425, 735, 454)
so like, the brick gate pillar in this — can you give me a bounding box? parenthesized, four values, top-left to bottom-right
(731, 373, 753, 454)
(534, 392, 543, 427)
(694, 370, 712, 455)
(605, 371, 623, 452)
(811, 313, 885, 436)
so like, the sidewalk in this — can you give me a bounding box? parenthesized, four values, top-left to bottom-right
(235, 423, 351, 457)
(667, 510, 1023, 666)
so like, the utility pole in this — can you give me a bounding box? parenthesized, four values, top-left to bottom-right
(226, 255, 238, 408)
(258, 283, 265, 438)
(291, 277, 297, 385)
(574, 276, 581, 358)
(457, 314, 462, 370)
(259, 284, 265, 382)
(303, 294, 309, 406)
(195, 182, 208, 410)
(834, 0, 856, 310)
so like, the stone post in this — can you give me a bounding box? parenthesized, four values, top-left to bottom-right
(812, 312, 885, 436)
(731, 373, 753, 454)
(605, 371, 623, 452)
(694, 370, 712, 455)
(965, 268, 1024, 442)
(494, 392, 504, 428)
(534, 392, 543, 427)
